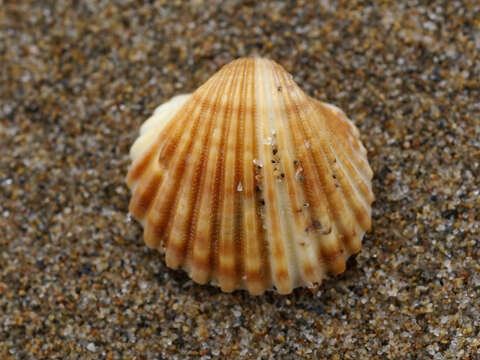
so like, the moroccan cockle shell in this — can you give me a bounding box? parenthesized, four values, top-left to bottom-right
(126, 57, 374, 295)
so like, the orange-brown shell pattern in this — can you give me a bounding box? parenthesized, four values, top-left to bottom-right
(126, 57, 374, 295)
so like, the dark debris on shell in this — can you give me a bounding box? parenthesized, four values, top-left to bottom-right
(1, 0, 479, 359)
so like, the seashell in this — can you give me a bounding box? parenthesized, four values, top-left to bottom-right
(126, 57, 374, 295)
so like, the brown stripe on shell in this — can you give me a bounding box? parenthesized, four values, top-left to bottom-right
(127, 95, 199, 222)
(126, 144, 156, 188)
(187, 64, 241, 284)
(128, 171, 162, 219)
(215, 59, 249, 291)
(232, 60, 247, 290)
(143, 76, 219, 251)
(286, 73, 351, 270)
(165, 65, 234, 272)
(309, 103, 373, 254)
(276, 67, 345, 276)
(208, 61, 245, 292)
(240, 59, 267, 295)
(300, 92, 363, 256)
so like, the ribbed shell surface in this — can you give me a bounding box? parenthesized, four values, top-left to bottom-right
(126, 57, 374, 295)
